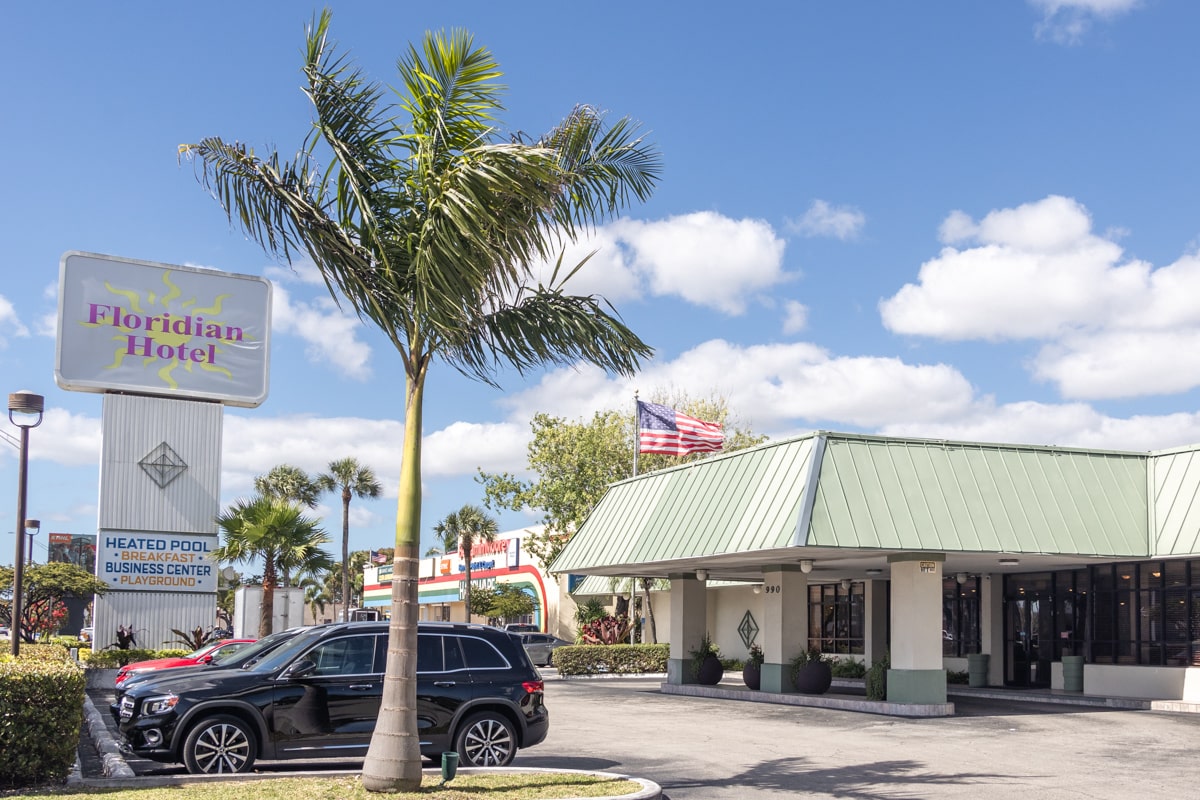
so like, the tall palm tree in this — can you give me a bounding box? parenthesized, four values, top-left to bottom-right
(181, 12, 658, 791)
(213, 496, 334, 637)
(316, 458, 382, 624)
(255, 464, 321, 509)
(433, 505, 498, 621)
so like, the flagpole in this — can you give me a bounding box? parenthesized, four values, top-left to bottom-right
(632, 390, 640, 478)
(630, 391, 639, 644)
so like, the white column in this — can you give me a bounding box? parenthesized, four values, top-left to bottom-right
(887, 553, 947, 703)
(667, 573, 708, 684)
(760, 565, 807, 692)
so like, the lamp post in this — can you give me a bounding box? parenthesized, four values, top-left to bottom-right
(24, 518, 40, 565)
(9, 390, 44, 657)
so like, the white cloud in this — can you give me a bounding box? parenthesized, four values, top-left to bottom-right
(504, 339, 977, 435)
(788, 200, 866, 240)
(611, 212, 790, 314)
(513, 212, 793, 316)
(880, 400, 1200, 453)
(883, 195, 1200, 400)
(881, 196, 1145, 341)
(271, 283, 372, 380)
(1029, 0, 1141, 44)
(0, 294, 31, 346)
(782, 301, 809, 335)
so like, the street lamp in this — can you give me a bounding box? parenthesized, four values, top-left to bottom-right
(24, 519, 40, 565)
(9, 390, 44, 657)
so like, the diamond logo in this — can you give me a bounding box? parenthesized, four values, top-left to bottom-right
(739, 610, 760, 649)
(139, 441, 188, 488)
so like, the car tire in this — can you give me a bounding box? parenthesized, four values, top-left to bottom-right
(455, 712, 517, 767)
(182, 714, 258, 774)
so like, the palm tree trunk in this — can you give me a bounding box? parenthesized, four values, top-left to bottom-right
(642, 578, 658, 644)
(342, 487, 352, 619)
(261, 559, 277, 639)
(361, 365, 425, 792)
(462, 538, 473, 622)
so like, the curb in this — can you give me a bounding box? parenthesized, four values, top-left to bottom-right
(81, 692, 135, 779)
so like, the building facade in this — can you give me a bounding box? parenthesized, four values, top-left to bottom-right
(361, 526, 577, 638)
(552, 432, 1200, 706)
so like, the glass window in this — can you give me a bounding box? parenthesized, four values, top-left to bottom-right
(417, 634, 443, 673)
(807, 582, 864, 654)
(458, 636, 508, 669)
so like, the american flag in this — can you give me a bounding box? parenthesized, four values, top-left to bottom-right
(370, 550, 388, 564)
(637, 401, 724, 456)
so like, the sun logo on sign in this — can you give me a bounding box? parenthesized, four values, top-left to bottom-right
(80, 270, 248, 390)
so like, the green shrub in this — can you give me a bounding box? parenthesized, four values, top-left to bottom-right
(553, 644, 669, 676)
(947, 669, 969, 685)
(865, 652, 889, 701)
(830, 657, 867, 679)
(85, 647, 185, 668)
(0, 659, 85, 788)
(14, 643, 71, 663)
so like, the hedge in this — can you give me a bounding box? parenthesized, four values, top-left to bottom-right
(0, 655, 85, 788)
(552, 643, 668, 675)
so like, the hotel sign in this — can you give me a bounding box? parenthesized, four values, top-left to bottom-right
(56, 251, 271, 407)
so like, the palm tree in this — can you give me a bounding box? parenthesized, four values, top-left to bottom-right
(316, 458, 382, 624)
(433, 505, 498, 621)
(300, 574, 332, 623)
(425, 522, 458, 557)
(213, 496, 334, 637)
(255, 464, 321, 509)
(181, 12, 658, 791)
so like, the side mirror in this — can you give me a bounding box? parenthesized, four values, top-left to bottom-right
(200, 655, 214, 664)
(285, 658, 317, 679)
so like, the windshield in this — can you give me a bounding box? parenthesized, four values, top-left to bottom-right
(211, 629, 298, 667)
(244, 627, 330, 673)
(185, 645, 212, 659)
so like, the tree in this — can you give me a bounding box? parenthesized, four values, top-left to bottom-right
(433, 505, 498, 620)
(181, 13, 658, 791)
(479, 393, 765, 642)
(0, 561, 107, 643)
(255, 464, 321, 509)
(316, 458, 383, 623)
(213, 496, 334, 637)
(471, 582, 537, 624)
(479, 395, 766, 572)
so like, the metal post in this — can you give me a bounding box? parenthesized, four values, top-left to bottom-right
(9, 390, 44, 658)
(11, 425, 29, 657)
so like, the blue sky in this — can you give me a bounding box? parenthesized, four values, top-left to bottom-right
(4, 0, 1200, 561)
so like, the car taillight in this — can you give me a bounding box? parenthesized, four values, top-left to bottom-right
(522, 680, 544, 694)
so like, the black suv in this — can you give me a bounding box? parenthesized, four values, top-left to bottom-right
(116, 621, 549, 774)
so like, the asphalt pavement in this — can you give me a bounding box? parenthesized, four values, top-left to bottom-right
(80, 674, 1200, 798)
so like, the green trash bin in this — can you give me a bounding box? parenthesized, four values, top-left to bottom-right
(1062, 655, 1084, 692)
(967, 653, 990, 687)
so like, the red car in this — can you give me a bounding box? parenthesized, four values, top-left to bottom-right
(114, 638, 256, 687)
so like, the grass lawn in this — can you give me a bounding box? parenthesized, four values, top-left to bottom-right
(9, 773, 644, 799)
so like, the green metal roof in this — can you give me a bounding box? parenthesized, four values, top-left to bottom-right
(551, 431, 1158, 575)
(552, 434, 818, 573)
(808, 436, 1148, 556)
(1151, 447, 1200, 556)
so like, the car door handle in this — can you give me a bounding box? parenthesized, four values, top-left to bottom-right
(348, 684, 376, 691)
(433, 681, 456, 687)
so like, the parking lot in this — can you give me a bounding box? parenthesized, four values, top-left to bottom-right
(87, 676, 1200, 798)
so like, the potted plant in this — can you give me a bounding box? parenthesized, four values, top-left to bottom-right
(742, 643, 764, 690)
(790, 645, 832, 694)
(689, 632, 724, 685)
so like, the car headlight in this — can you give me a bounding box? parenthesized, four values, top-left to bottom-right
(141, 693, 179, 716)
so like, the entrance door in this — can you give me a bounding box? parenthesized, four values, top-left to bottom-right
(1005, 574, 1054, 688)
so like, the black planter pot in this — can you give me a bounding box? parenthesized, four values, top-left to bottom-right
(695, 654, 724, 685)
(742, 662, 761, 690)
(792, 660, 833, 694)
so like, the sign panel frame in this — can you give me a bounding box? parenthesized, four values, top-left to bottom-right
(56, 251, 271, 408)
